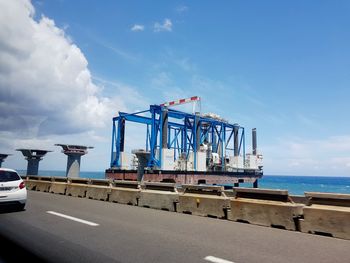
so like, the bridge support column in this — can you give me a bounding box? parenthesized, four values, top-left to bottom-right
(16, 149, 51, 175)
(55, 144, 93, 178)
(0, 154, 11, 168)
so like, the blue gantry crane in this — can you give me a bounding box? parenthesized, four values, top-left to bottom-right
(106, 96, 263, 186)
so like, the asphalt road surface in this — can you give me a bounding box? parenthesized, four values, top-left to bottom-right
(0, 191, 349, 263)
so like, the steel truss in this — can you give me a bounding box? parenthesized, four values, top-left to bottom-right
(110, 105, 245, 170)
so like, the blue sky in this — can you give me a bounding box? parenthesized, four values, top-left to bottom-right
(1, 0, 350, 176)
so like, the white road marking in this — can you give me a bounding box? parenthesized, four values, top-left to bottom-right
(46, 211, 99, 226)
(204, 255, 235, 263)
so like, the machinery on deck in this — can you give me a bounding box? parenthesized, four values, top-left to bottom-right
(105, 96, 263, 187)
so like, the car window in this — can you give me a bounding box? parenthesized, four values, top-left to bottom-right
(0, 171, 21, 182)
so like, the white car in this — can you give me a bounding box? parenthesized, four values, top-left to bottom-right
(0, 168, 27, 210)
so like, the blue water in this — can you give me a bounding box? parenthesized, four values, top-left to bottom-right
(259, 175, 350, 195)
(19, 170, 350, 196)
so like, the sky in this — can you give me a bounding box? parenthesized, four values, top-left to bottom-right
(1, 0, 350, 176)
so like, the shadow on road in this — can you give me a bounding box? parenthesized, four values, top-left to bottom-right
(0, 205, 47, 262)
(0, 231, 48, 263)
(0, 205, 25, 214)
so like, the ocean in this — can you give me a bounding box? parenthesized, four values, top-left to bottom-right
(19, 170, 350, 196)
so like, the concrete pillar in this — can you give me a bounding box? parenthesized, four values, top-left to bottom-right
(212, 129, 217, 153)
(132, 150, 151, 181)
(233, 125, 239, 156)
(27, 158, 40, 176)
(16, 149, 51, 176)
(66, 153, 82, 178)
(252, 128, 257, 155)
(55, 144, 93, 178)
(120, 118, 126, 152)
(0, 154, 10, 168)
(195, 114, 201, 151)
(161, 109, 168, 149)
(182, 126, 187, 154)
(194, 114, 202, 171)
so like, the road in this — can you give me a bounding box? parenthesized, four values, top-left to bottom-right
(0, 191, 349, 263)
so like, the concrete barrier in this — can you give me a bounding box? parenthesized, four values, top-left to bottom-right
(25, 176, 41, 190)
(223, 190, 235, 198)
(290, 195, 308, 205)
(86, 179, 112, 201)
(177, 185, 229, 218)
(66, 178, 90, 198)
(300, 192, 350, 239)
(24, 174, 350, 241)
(138, 182, 179, 211)
(25, 180, 38, 190)
(25, 175, 41, 180)
(50, 177, 68, 195)
(229, 188, 303, 230)
(34, 176, 52, 192)
(109, 181, 140, 205)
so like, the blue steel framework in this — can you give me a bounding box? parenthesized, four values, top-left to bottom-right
(110, 105, 245, 171)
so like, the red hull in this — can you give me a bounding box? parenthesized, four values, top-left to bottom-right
(105, 169, 261, 185)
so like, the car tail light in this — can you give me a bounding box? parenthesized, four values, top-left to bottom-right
(19, 181, 25, 189)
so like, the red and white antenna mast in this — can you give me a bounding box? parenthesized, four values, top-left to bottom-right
(160, 96, 201, 113)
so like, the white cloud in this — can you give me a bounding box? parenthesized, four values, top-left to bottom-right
(262, 135, 350, 176)
(149, 71, 196, 113)
(92, 76, 149, 110)
(154, 18, 172, 32)
(151, 72, 173, 88)
(0, 0, 113, 135)
(0, 0, 144, 153)
(90, 37, 137, 61)
(175, 58, 197, 72)
(131, 24, 144, 32)
(176, 5, 189, 13)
